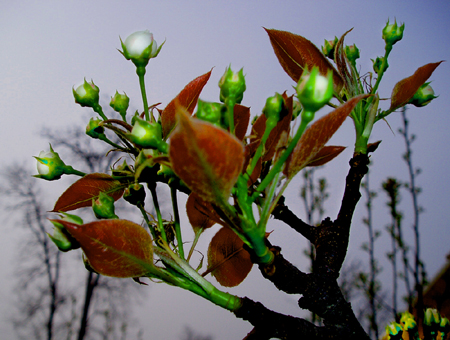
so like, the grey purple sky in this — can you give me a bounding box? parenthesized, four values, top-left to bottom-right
(1, 1, 449, 339)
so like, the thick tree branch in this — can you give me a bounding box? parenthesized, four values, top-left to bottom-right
(239, 154, 372, 338)
(235, 295, 369, 340)
(272, 196, 315, 242)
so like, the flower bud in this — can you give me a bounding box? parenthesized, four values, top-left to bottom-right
(322, 37, 338, 60)
(48, 214, 82, 252)
(196, 100, 224, 127)
(218, 66, 246, 104)
(92, 192, 118, 219)
(123, 183, 146, 206)
(372, 56, 388, 75)
(424, 308, 441, 327)
(344, 44, 360, 68)
(86, 117, 105, 139)
(128, 117, 166, 151)
(440, 317, 450, 338)
(120, 30, 163, 67)
(110, 91, 130, 120)
(73, 79, 100, 108)
(34, 144, 67, 181)
(385, 322, 403, 338)
(263, 93, 285, 123)
(408, 82, 437, 107)
(424, 308, 441, 339)
(296, 67, 333, 114)
(382, 19, 405, 47)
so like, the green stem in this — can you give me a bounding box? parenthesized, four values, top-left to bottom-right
(64, 166, 86, 177)
(92, 104, 107, 121)
(137, 203, 158, 241)
(246, 118, 277, 179)
(224, 97, 236, 134)
(258, 169, 281, 228)
(251, 117, 310, 202)
(136, 66, 152, 122)
(187, 227, 204, 262)
(149, 183, 167, 243)
(97, 134, 128, 151)
(170, 186, 184, 259)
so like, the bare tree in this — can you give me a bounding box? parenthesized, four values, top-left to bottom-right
(1, 124, 142, 340)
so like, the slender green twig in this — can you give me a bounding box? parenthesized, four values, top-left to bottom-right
(136, 66, 152, 122)
(170, 186, 184, 259)
(149, 184, 167, 243)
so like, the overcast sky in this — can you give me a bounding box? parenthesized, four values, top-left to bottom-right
(1, 1, 449, 339)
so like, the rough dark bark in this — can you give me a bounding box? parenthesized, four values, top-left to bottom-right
(234, 154, 371, 339)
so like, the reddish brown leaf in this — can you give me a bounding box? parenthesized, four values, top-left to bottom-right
(58, 219, 153, 278)
(285, 94, 369, 178)
(233, 104, 251, 141)
(207, 227, 253, 287)
(367, 140, 382, 153)
(161, 69, 212, 138)
(250, 94, 293, 162)
(390, 61, 443, 111)
(264, 28, 343, 93)
(52, 173, 125, 212)
(170, 107, 245, 203)
(334, 29, 358, 96)
(305, 145, 346, 167)
(186, 193, 222, 234)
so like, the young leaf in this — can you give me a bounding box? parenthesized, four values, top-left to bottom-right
(161, 69, 212, 138)
(169, 106, 245, 203)
(57, 219, 153, 278)
(52, 173, 125, 212)
(207, 227, 253, 287)
(305, 145, 346, 167)
(186, 193, 222, 234)
(264, 28, 343, 93)
(285, 94, 369, 178)
(233, 104, 251, 141)
(334, 29, 359, 96)
(389, 61, 443, 111)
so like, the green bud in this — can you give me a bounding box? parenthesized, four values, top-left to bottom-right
(382, 19, 405, 47)
(344, 44, 360, 68)
(48, 216, 82, 252)
(440, 316, 450, 338)
(408, 82, 437, 107)
(425, 308, 441, 326)
(120, 30, 164, 68)
(385, 322, 403, 339)
(110, 91, 130, 120)
(123, 183, 146, 206)
(48, 227, 76, 252)
(128, 117, 164, 149)
(322, 37, 338, 60)
(296, 67, 333, 113)
(196, 99, 224, 126)
(134, 149, 158, 182)
(263, 93, 284, 123)
(372, 56, 388, 75)
(73, 79, 100, 108)
(218, 66, 246, 104)
(92, 192, 118, 219)
(86, 117, 105, 139)
(34, 144, 67, 181)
